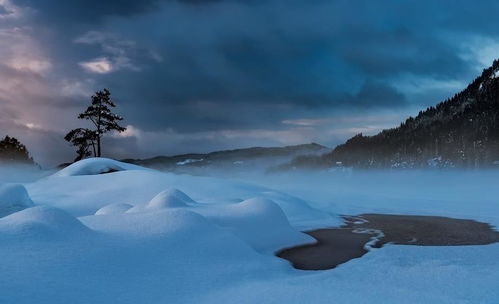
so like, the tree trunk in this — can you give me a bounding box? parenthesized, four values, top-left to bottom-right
(91, 141, 96, 157)
(97, 102, 102, 157)
(97, 136, 101, 157)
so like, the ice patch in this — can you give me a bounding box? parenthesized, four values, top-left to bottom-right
(352, 228, 385, 251)
(0, 184, 34, 218)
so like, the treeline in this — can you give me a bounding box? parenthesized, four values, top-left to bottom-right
(0, 136, 35, 165)
(327, 59, 499, 168)
(281, 59, 499, 170)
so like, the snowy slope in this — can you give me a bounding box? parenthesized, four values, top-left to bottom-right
(0, 158, 498, 303)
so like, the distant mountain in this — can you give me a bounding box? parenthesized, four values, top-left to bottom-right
(285, 60, 499, 170)
(123, 143, 329, 174)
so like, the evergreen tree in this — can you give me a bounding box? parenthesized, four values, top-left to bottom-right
(287, 59, 499, 170)
(65, 89, 126, 160)
(64, 128, 97, 162)
(325, 59, 499, 169)
(0, 136, 34, 164)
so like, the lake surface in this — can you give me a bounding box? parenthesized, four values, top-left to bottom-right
(277, 214, 499, 270)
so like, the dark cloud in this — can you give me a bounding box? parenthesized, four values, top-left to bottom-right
(3, 0, 499, 164)
(352, 81, 406, 108)
(22, 0, 496, 131)
(14, 0, 162, 22)
(15, 0, 494, 106)
(0, 5, 10, 16)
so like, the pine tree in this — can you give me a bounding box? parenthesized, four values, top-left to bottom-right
(0, 136, 34, 164)
(64, 128, 97, 162)
(65, 89, 126, 160)
(324, 59, 499, 169)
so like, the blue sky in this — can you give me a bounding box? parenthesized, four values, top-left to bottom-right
(0, 0, 498, 165)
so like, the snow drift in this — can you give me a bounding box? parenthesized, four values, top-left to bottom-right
(125, 189, 314, 252)
(197, 197, 315, 252)
(0, 184, 34, 218)
(0, 205, 91, 239)
(127, 188, 195, 212)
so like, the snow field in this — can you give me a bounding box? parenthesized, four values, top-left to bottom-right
(0, 158, 497, 303)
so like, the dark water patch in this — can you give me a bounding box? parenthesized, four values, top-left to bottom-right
(98, 168, 120, 174)
(277, 214, 499, 270)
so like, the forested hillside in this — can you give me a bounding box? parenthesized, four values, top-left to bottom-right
(327, 60, 499, 168)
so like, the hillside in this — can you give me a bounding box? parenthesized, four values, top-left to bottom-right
(123, 143, 329, 174)
(287, 60, 499, 169)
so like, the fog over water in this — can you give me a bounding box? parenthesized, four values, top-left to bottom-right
(3, 163, 497, 228)
(228, 169, 499, 227)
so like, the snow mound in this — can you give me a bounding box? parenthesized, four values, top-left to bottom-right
(0, 184, 34, 218)
(53, 158, 148, 177)
(128, 188, 195, 212)
(200, 197, 315, 252)
(83, 208, 217, 238)
(0, 206, 91, 239)
(95, 203, 133, 215)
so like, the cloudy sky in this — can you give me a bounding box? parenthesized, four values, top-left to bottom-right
(1, 0, 498, 166)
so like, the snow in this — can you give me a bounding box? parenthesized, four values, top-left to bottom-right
(0, 184, 34, 217)
(127, 188, 195, 212)
(0, 158, 498, 303)
(0, 205, 91, 240)
(121, 189, 314, 252)
(53, 157, 148, 177)
(255, 170, 499, 228)
(202, 243, 499, 304)
(176, 158, 204, 165)
(27, 160, 334, 228)
(95, 203, 133, 215)
(192, 197, 315, 252)
(0, 207, 287, 304)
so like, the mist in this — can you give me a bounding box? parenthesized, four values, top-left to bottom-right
(3, 159, 498, 228)
(213, 168, 499, 227)
(0, 164, 54, 184)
